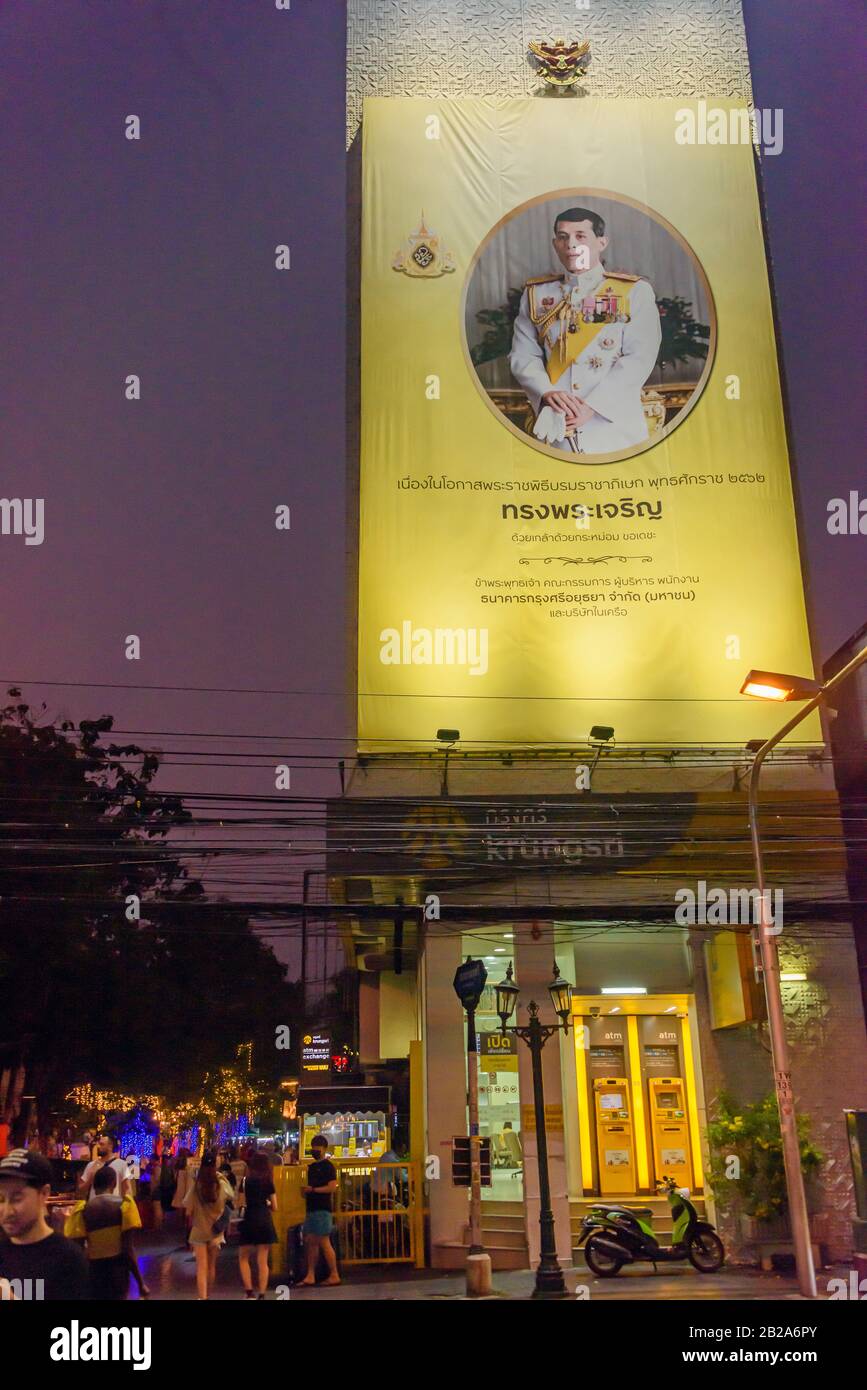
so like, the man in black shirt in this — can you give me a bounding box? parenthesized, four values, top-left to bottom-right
(0, 1148, 90, 1301)
(300, 1134, 340, 1286)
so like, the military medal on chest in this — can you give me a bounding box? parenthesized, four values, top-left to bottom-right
(526, 271, 636, 384)
(577, 288, 630, 324)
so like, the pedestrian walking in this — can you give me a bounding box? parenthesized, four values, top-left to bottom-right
(157, 1148, 176, 1224)
(136, 1154, 161, 1233)
(237, 1150, 278, 1299)
(184, 1152, 233, 1300)
(172, 1147, 194, 1242)
(78, 1133, 131, 1202)
(300, 1135, 340, 1287)
(65, 1165, 145, 1300)
(217, 1149, 237, 1191)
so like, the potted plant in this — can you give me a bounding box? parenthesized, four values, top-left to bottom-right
(656, 296, 710, 380)
(707, 1092, 824, 1243)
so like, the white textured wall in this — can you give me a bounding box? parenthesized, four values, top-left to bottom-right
(348, 0, 754, 143)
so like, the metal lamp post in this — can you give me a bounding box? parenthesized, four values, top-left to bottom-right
(496, 961, 574, 1298)
(453, 956, 492, 1296)
(740, 645, 867, 1299)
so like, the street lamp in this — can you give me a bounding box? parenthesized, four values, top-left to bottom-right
(739, 646, 867, 1299)
(496, 961, 574, 1298)
(740, 670, 823, 702)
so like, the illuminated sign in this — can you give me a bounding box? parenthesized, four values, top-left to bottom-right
(301, 1031, 332, 1074)
(357, 97, 819, 748)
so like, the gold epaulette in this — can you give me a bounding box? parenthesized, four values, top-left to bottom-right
(605, 270, 641, 282)
(526, 275, 568, 326)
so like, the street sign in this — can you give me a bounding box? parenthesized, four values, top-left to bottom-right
(451, 1135, 492, 1187)
(453, 958, 487, 1010)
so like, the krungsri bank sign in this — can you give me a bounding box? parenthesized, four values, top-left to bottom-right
(327, 794, 695, 877)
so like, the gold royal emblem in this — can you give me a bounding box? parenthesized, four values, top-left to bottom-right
(528, 37, 591, 89)
(392, 212, 455, 278)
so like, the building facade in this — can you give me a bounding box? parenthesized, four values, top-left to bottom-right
(330, 0, 867, 1270)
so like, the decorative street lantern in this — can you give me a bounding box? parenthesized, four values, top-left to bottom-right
(497, 958, 575, 1298)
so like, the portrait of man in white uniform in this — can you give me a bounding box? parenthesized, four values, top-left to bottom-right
(508, 205, 662, 456)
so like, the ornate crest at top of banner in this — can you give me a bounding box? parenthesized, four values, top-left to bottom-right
(528, 37, 591, 89)
(392, 213, 455, 278)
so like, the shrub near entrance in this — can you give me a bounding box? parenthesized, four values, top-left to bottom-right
(707, 1093, 823, 1222)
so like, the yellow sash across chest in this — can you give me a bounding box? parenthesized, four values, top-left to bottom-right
(528, 276, 634, 384)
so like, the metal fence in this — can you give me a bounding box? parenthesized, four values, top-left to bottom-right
(333, 1161, 422, 1265)
(270, 1160, 424, 1273)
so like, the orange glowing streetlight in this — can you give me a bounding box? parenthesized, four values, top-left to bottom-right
(739, 669, 823, 702)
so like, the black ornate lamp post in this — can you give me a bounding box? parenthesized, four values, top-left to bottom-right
(496, 961, 574, 1298)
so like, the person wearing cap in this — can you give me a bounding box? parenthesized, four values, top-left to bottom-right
(0, 1148, 90, 1300)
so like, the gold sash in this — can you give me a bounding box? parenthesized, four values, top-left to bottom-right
(531, 277, 633, 384)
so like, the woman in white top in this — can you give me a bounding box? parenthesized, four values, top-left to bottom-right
(183, 1153, 233, 1299)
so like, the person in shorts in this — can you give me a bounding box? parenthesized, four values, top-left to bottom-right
(300, 1135, 339, 1286)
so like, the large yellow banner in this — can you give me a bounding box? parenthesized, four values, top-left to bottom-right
(358, 98, 819, 748)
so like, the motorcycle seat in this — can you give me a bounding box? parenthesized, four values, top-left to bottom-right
(602, 1205, 654, 1218)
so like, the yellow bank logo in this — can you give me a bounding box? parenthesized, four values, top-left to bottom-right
(402, 804, 469, 868)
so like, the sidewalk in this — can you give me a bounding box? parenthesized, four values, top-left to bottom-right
(128, 1227, 848, 1300)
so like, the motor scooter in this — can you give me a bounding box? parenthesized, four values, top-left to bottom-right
(577, 1175, 725, 1277)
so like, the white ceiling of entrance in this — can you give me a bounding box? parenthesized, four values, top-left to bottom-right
(571, 927, 692, 994)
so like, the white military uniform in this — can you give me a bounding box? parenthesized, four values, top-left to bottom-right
(509, 262, 662, 455)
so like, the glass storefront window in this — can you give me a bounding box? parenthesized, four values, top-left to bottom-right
(461, 936, 523, 1200)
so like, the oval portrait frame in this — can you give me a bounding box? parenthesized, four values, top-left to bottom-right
(460, 187, 718, 466)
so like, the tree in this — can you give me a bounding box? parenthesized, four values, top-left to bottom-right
(0, 691, 297, 1138)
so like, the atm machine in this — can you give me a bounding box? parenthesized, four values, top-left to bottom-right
(592, 1077, 637, 1195)
(647, 1076, 692, 1189)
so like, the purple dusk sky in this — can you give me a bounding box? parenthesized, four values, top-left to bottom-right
(742, 0, 866, 663)
(1, 2, 349, 793)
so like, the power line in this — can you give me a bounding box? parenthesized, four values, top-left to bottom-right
(0, 674, 838, 708)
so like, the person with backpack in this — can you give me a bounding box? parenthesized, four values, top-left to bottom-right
(183, 1151, 233, 1300)
(65, 1165, 144, 1300)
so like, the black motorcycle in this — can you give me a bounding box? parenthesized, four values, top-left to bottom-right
(577, 1176, 725, 1277)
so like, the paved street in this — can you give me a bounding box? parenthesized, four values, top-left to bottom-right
(125, 1227, 850, 1301)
